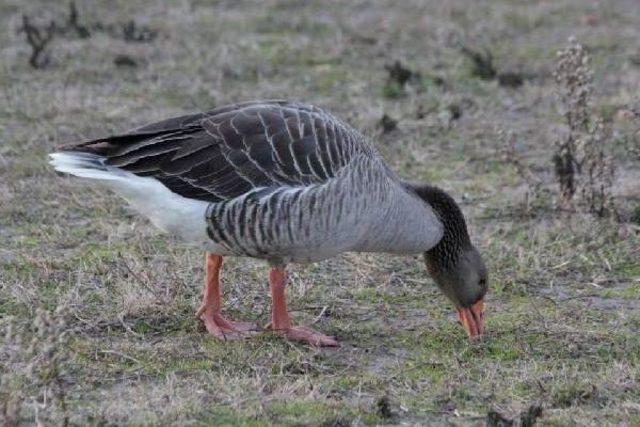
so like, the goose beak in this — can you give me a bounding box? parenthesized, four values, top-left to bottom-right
(456, 299, 484, 339)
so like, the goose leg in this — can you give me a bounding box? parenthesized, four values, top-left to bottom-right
(266, 265, 338, 347)
(196, 253, 256, 340)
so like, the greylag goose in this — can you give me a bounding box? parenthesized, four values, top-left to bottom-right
(49, 100, 488, 346)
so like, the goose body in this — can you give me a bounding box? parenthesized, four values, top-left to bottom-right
(50, 100, 487, 346)
(51, 100, 442, 262)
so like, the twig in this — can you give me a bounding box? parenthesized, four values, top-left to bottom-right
(120, 257, 166, 304)
(18, 15, 56, 68)
(312, 306, 329, 324)
(67, 1, 90, 38)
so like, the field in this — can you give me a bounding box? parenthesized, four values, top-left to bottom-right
(2, 1, 640, 425)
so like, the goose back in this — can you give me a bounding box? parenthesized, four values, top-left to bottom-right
(66, 100, 373, 203)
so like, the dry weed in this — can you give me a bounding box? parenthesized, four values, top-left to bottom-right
(502, 37, 619, 218)
(553, 37, 616, 217)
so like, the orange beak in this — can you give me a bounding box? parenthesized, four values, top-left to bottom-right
(456, 299, 484, 339)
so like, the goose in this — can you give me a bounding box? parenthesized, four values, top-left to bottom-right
(49, 100, 488, 346)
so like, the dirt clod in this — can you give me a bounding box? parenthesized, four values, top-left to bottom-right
(385, 60, 419, 87)
(462, 46, 497, 80)
(114, 54, 138, 67)
(376, 395, 394, 419)
(378, 114, 398, 133)
(498, 72, 524, 88)
(520, 403, 543, 427)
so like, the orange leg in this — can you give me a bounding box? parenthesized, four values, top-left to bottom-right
(196, 253, 256, 340)
(265, 265, 338, 347)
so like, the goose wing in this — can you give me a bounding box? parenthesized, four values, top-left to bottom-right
(64, 100, 372, 202)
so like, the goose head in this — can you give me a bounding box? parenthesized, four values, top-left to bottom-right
(406, 183, 488, 339)
(424, 245, 487, 338)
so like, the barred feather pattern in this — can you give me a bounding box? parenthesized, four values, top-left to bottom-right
(203, 154, 442, 262)
(73, 100, 373, 203)
(60, 100, 443, 263)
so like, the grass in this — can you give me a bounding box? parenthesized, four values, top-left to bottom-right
(1, 0, 640, 425)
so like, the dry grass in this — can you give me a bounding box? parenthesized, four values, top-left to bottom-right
(1, 0, 640, 425)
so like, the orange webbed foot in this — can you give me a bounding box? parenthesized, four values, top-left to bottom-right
(266, 323, 338, 347)
(196, 305, 258, 340)
(266, 265, 338, 347)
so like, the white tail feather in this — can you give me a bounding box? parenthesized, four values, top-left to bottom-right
(49, 152, 127, 181)
(48, 151, 213, 247)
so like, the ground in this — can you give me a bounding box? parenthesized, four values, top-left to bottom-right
(1, 0, 640, 426)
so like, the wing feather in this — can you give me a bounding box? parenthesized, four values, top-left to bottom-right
(61, 101, 373, 202)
